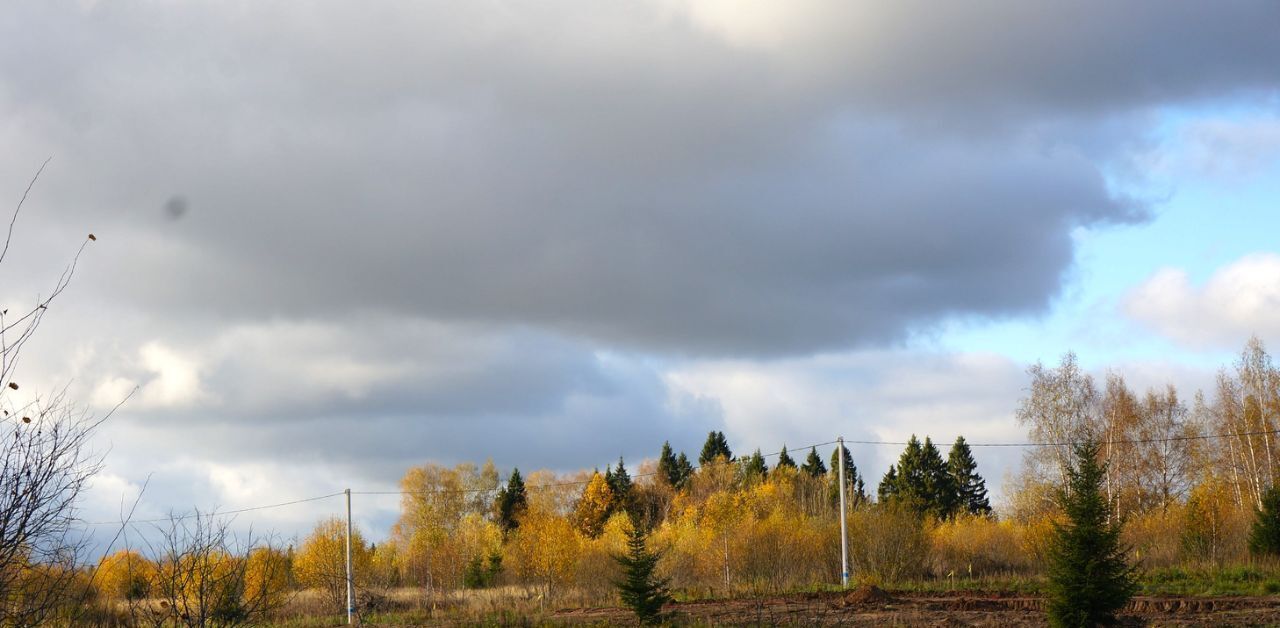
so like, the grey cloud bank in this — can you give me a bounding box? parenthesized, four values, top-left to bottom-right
(9, 1, 1274, 355)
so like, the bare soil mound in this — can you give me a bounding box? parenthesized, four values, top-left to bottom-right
(843, 584, 895, 606)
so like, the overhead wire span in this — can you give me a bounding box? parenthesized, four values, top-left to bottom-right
(81, 491, 346, 526)
(354, 438, 843, 497)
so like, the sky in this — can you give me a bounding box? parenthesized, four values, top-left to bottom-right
(1, 1, 1278, 544)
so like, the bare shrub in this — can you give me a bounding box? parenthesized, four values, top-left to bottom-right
(132, 512, 292, 627)
(0, 162, 109, 624)
(847, 502, 928, 584)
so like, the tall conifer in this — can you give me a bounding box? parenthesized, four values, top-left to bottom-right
(801, 447, 827, 477)
(948, 436, 991, 516)
(776, 445, 797, 469)
(1045, 440, 1137, 627)
(495, 468, 528, 534)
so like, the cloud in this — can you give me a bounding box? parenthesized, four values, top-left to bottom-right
(1139, 115, 1280, 181)
(18, 1, 1278, 355)
(78, 318, 723, 475)
(1126, 254, 1280, 348)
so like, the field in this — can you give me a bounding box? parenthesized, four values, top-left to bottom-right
(256, 578, 1280, 627)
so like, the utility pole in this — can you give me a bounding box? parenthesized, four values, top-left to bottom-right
(345, 488, 355, 625)
(838, 436, 849, 588)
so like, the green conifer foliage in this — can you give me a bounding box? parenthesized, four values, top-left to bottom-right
(828, 444, 867, 508)
(1045, 440, 1137, 628)
(657, 442, 680, 487)
(608, 458, 634, 517)
(1249, 485, 1280, 557)
(613, 524, 672, 625)
(882, 435, 959, 519)
(698, 430, 733, 465)
(674, 453, 694, 488)
(776, 445, 797, 469)
(948, 436, 992, 516)
(741, 448, 768, 482)
(494, 468, 528, 534)
(878, 464, 898, 501)
(801, 447, 827, 477)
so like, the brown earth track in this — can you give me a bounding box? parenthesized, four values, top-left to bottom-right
(551, 586, 1280, 626)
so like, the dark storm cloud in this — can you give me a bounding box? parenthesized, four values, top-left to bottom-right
(6, 1, 1274, 355)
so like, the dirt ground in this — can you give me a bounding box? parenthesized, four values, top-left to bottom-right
(551, 586, 1280, 626)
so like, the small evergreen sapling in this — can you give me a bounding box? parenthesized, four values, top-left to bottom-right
(1045, 439, 1137, 628)
(613, 523, 672, 625)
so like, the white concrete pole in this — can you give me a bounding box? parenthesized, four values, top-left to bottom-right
(346, 488, 355, 624)
(838, 437, 849, 588)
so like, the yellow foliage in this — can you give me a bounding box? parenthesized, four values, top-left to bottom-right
(1123, 506, 1186, 568)
(508, 506, 581, 601)
(96, 550, 155, 601)
(294, 517, 374, 607)
(575, 512, 633, 601)
(930, 514, 1031, 578)
(1183, 476, 1250, 564)
(847, 503, 928, 585)
(243, 547, 291, 608)
(572, 472, 615, 538)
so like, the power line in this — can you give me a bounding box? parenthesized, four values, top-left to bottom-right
(82, 491, 345, 526)
(844, 427, 1280, 448)
(354, 438, 843, 497)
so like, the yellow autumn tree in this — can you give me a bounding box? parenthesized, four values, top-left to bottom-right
(96, 550, 155, 601)
(699, 489, 744, 592)
(243, 547, 292, 610)
(391, 461, 499, 590)
(509, 506, 580, 606)
(369, 542, 401, 588)
(576, 511, 633, 601)
(572, 472, 615, 538)
(294, 518, 374, 609)
(1183, 476, 1249, 564)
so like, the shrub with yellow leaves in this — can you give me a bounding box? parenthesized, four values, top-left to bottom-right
(293, 517, 374, 609)
(95, 550, 155, 601)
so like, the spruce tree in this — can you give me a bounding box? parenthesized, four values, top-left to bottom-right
(1045, 440, 1137, 628)
(883, 435, 959, 519)
(698, 430, 733, 465)
(776, 445, 797, 469)
(613, 523, 672, 625)
(800, 447, 827, 477)
(878, 465, 898, 501)
(674, 452, 694, 489)
(920, 437, 959, 518)
(948, 436, 992, 516)
(741, 448, 768, 482)
(828, 444, 867, 508)
(1249, 484, 1280, 557)
(607, 458, 633, 516)
(657, 442, 680, 487)
(494, 468, 528, 534)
